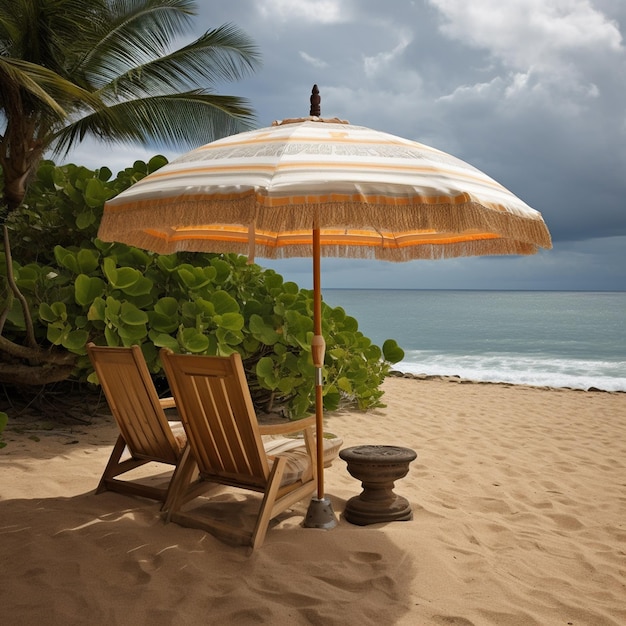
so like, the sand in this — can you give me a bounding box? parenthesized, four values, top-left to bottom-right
(1, 376, 625, 626)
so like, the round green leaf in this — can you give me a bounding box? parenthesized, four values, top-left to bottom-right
(75, 274, 105, 306)
(62, 329, 90, 353)
(76, 210, 95, 229)
(179, 328, 210, 353)
(154, 297, 179, 317)
(76, 248, 100, 274)
(249, 314, 280, 344)
(149, 332, 180, 351)
(382, 339, 405, 364)
(210, 290, 240, 315)
(120, 302, 149, 325)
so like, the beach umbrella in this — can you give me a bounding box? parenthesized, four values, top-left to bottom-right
(98, 85, 552, 528)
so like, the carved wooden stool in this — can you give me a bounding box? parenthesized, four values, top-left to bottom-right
(339, 445, 417, 525)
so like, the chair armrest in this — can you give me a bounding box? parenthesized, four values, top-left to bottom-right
(258, 414, 316, 436)
(159, 397, 176, 410)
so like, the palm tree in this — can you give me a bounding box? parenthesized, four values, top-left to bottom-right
(0, 0, 260, 215)
(0, 0, 261, 384)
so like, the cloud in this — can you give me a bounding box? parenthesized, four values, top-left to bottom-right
(299, 51, 328, 69)
(257, 0, 350, 23)
(428, 0, 624, 103)
(429, 0, 622, 64)
(362, 30, 413, 78)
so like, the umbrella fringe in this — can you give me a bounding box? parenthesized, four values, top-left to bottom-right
(99, 197, 551, 260)
(97, 234, 539, 261)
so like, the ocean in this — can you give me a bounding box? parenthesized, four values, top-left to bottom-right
(322, 290, 626, 392)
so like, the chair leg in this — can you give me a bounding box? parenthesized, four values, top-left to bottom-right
(96, 435, 132, 493)
(251, 456, 287, 549)
(97, 434, 173, 501)
(162, 445, 197, 514)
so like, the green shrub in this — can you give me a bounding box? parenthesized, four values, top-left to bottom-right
(2, 159, 404, 418)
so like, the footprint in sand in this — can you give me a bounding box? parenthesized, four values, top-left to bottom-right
(547, 513, 584, 530)
(349, 551, 383, 564)
(432, 615, 476, 625)
(122, 551, 165, 584)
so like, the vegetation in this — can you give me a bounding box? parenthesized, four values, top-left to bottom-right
(0, 0, 261, 385)
(0, 1, 403, 420)
(2, 159, 404, 418)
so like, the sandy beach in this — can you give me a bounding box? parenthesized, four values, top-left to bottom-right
(1, 376, 625, 625)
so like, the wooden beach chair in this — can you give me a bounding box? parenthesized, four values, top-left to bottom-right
(87, 343, 189, 508)
(160, 349, 319, 549)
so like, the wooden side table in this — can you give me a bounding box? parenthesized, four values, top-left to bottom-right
(339, 445, 417, 525)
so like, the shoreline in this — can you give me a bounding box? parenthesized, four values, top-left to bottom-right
(388, 369, 626, 394)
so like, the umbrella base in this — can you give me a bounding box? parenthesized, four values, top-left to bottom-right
(303, 497, 338, 529)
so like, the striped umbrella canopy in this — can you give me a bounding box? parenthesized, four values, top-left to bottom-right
(100, 119, 551, 262)
(99, 88, 552, 528)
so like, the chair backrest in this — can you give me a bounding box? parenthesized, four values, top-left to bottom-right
(160, 349, 270, 488)
(87, 343, 180, 464)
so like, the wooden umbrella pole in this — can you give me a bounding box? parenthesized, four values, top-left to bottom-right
(311, 222, 326, 500)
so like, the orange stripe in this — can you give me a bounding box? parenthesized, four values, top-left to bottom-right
(136, 161, 500, 188)
(144, 226, 501, 249)
(106, 189, 508, 212)
(194, 131, 432, 152)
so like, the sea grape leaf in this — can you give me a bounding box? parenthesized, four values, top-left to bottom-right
(148, 155, 168, 173)
(382, 339, 405, 363)
(76, 210, 95, 229)
(75, 274, 105, 306)
(104, 326, 119, 346)
(209, 257, 231, 284)
(120, 302, 149, 326)
(211, 290, 240, 315)
(84, 178, 107, 208)
(336, 376, 352, 393)
(76, 248, 100, 274)
(179, 328, 210, 353)
(47, 322, 69, 345)
(87, 296, 106, 322)
(154, 297, 179, 317)
(249, 314, 280, 345)
(147, 311, 179, 333)
(62, 329, 89, 352)
(256, 356, 280, 389)
(177, 265, 216, 290)
(119, 274, 153, 296)
(54, 245, 80, 274)
(149, 331, 180, 351)
(215, 312, 244, 331)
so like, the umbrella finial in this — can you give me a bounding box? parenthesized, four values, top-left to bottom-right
(310, 84, 321, 117)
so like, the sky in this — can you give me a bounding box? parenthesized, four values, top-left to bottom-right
(65, 0, 626, 291)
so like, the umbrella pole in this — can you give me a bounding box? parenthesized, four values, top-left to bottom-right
(304, 222, 338, 530)
(312, 224, 325, 500)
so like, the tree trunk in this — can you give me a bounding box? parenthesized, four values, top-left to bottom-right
(1, 150, 76, 386)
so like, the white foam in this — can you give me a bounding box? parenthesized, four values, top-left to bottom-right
(397, 351, 626, 392)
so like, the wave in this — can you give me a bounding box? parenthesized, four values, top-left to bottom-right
(397, 350, 626, 392)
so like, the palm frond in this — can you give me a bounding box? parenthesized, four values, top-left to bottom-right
(97, 24, 261, 98)
(0, 59, 67, 117)
(50, 91, 257, 156)
(0, 58, 104, 116)
(78, 0, 197, 83)
(0, 0, 109, 68)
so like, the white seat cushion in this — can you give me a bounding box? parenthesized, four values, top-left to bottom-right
(168, 421, 188, 452)
(263, 435, 343, 485)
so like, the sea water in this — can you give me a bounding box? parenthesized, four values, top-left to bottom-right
(322, 290, 626, 392)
